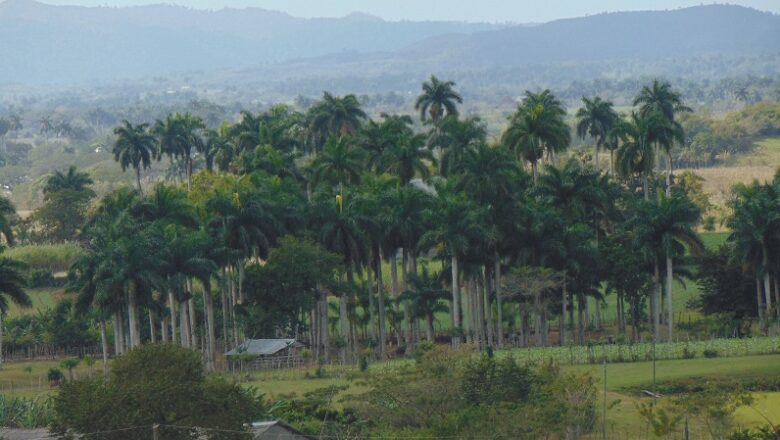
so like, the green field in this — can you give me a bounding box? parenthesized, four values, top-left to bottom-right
(5, 288, 67, 318)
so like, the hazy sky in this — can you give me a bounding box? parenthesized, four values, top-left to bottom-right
(36, 0, 780, 22)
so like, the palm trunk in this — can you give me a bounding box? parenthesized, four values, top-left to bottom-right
(339, 276, 349, 364)
(376, 255, 387, 359)
(320, 289, 329, 363)
(135, 167, 143, 193)
(186, 156, 193, 192)
(561, 272, 567, 346)
(402, 251, 413, 351)
(577, 292, 585, 345)
(666, 255, 674, 341)
(204, 282, 216, 371)
(483, 269, 494, 348)
(169, 290, 178, 344)
(426, 314, 435, 341)
(180, 295, 190, 347)
(161, 316, 169, 342)
(652, 262, 661, 342)
(188, 295, 198, 350)
(594, 144, 600, 172)
(756, 276, 765, 330)
(100, 318, 109, 380)
(114, 312, 123, 355)
(494, 254, 503, 347)
(221, 269, 229, 350)
(762, 246, 773, 317)
(532, 160, 539, 184)
(451, 255, 460, 345)
(0, 313, 4, 365)
(643, 172, 650, 200)
(148, 310, 156, 343)
(127, 286, 140, 348)
(774, 276, 780, 323)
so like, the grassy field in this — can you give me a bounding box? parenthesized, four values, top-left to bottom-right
(5, 288, 68, 318)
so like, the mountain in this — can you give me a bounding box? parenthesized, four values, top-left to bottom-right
(0, 0, 500, 83)
(0, 2, 778, 85)
(398, 4, 780, 68)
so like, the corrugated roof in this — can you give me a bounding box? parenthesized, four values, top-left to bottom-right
(225, 339, 303, 356)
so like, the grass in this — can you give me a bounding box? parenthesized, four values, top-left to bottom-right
(4, 243, 85, 273)
(5, 288, 68, 318)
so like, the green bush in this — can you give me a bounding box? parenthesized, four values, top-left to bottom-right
(51, 344, 266, 440)
(0, 395, 54, 428)
(703, 349, 719, 358)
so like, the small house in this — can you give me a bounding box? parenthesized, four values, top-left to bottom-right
(225, 339, 306, 370)
(250, 421, 315, 440)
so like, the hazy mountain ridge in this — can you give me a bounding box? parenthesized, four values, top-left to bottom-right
(0, 0, 502, 83)
(0, 2, 778, 85)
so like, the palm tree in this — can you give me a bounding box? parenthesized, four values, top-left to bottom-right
(0, 250, 30, 364)
(503, 91, 570, 183)
(0, 196, 16, 246)
(377, 133, 435, 185)
(420, 182, 485, 344)
(309, 92, 366, 144)
(415, 75, 463, 123)
(311, 136, 363, 195)
(207, 121, 238, 172)
(630, 191, 702, 342)
(43, 165, 94, 195)
(576, 96, 618, 172)
(634, 80, 691, 192)
(400, 267, 449, 341)
(430, 116, 487, 176)
(309, 193, 369, 362)
(39, 116, 53, 140)
(154, 112, 206, 191)
(113, 121, 156, 192)
(727, 181, 780, 329)
(615, 111, 668, 199)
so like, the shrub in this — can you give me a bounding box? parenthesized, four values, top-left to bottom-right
(5, 243, 84, 273)
(703, 349, 719, 358)
(51, 344, 266, 440)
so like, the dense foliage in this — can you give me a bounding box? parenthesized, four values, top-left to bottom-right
(51, 344, 265, 440)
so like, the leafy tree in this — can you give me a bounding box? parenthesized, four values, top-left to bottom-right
(51, 344, 264, 440)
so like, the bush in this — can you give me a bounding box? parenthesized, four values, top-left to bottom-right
(51, 344, 266, 440)
(30, 269, 61, 288)
(703, 349, 719, 358)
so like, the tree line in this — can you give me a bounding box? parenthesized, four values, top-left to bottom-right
(1, 76, 779, 367)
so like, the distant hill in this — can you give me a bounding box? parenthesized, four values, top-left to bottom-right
(398, 4, 780, 68)
(0, 0, 500, 83)
(0, 2, 778, 85)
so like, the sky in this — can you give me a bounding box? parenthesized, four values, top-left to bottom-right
(34, 0, 780, 22)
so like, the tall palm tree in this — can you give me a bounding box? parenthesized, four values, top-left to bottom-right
(415, 75, 463, 123)
(503, 90, 570, 183)
(154, 112, 206, 191)
(43, 165, 94, 195)
(576, 96, 618, 172)
(420, 182, 485, 344)
(0, 249, 30, 364)
(377, 133, 435, 185)
(630, 191, 702, 342)
(311, 136, 363, 194)
(113, 121, 156, 192)
(727, 181, 780, 329)
(615, 111, 668, 199)
(309, 92, 366, 144)
(430, 116, 487, 177)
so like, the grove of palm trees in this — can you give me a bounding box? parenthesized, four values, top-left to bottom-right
(1, 75, 780, 439)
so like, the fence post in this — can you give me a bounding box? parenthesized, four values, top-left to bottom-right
(152, 424, 160, 440)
